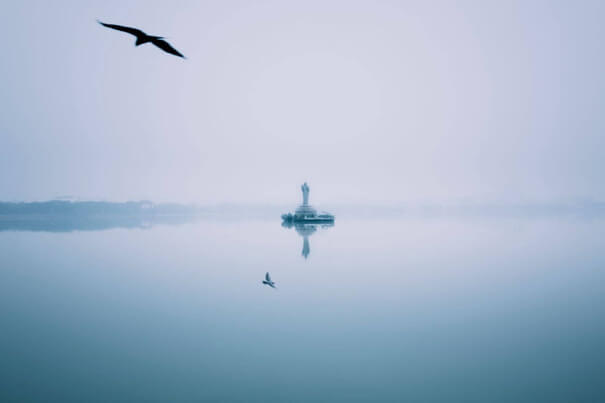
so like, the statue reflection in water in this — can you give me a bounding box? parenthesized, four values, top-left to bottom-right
(281, 183, 335, 258)
(282, 220, 334, 259)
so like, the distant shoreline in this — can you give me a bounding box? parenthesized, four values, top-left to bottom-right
(1, 200, 605, 219)
(0, 200, 200, 215)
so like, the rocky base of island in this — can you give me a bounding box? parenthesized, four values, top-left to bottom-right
(281, 212, 335, 223)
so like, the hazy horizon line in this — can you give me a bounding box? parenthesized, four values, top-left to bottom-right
(2, 198, 605, 208)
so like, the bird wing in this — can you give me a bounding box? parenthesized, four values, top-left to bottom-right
(98, 21, 145, 38)
(265, 272, 271, 282)
(152, 38, 185, 58)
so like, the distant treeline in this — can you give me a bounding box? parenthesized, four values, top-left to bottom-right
(0, 200, 198, 216)
(0, 201, 202, 232)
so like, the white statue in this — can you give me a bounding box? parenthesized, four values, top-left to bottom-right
(301, 182, 310, 205)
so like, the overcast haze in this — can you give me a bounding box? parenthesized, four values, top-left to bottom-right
(1, 0, 603, 204)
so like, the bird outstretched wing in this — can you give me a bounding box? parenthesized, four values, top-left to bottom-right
(152, 39, 186, 58)
(98, 20, 145, 38)
(265, 272, 271, 282)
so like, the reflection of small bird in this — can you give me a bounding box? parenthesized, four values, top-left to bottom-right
(98, 20, 185, 58)
(262, 272, 276, 288)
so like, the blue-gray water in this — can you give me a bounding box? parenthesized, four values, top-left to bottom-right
(1, 213, 604, 402)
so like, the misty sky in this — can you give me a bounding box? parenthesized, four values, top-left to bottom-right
(1, 1, 603, 204)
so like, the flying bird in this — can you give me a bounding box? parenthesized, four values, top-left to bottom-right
(98, 20, 185, 58)
(262, 272, 276, 289)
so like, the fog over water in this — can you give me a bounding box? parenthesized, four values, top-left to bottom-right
(1, 2, 605, 402)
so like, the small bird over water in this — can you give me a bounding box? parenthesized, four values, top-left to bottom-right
(262, 272, 276, 288)
(98, 20, 185, 58)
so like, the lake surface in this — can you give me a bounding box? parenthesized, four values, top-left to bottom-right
(1, 212, 604, 402)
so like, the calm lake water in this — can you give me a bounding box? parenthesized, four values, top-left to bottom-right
(1, 212, 604, 402)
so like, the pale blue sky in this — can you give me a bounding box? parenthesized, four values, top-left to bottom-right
(1, 0, 603, 203)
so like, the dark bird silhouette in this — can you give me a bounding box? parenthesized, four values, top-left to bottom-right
(98, 20, 185, 58)
(262, 272, 276, 289)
